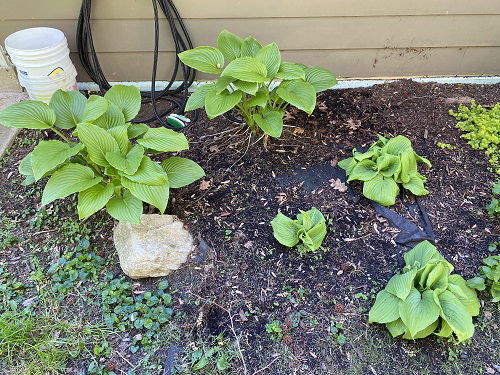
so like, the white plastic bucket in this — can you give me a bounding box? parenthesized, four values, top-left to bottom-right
(4, 27, 77, 103)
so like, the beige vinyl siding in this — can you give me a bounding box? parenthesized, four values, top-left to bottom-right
(1, 0, 500, 81)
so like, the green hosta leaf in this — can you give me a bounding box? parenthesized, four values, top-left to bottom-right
(107, 125, 130, 154)
(77, 182, 114, 219)
(104, 84, 141, 122)
(384, 135, 412, 156)
(368, 289, 401, 324)
(215, 77, 236, 94)
(447, 274, 480, 316)
(31, 140, 84, 181)
(122, 156, 168, 185)
(217, 29, 243, 61)
(435, 290, 474, 343)
(275, 62, 306, 80)
(160, 157, 205, 189)
(221, 57, 268, 83)
(306, 207, 325, 226)
(233, 80, 258, 95)
(137, 127, 189, 152)
(347, 159, 378, 182)
(377, 153, 401, 177)
(402, 319, 438, 340)
(297, 210, 314, 231)
(435, 320, 453, 338)
(386, 319, 406, 337)
(255, 43, 281, 78)
(0, 100, 55, 129)
(338, 157, 357, 175)
(307, 221, 327, 250)
(77, 122, 120, 166)
(363, 174, 399, 206)
(106, 190, 142, 224)
(185, 84, 216, 111)
(50, 90, 108, 129)
(276, 80, 316, 114)
(385, 267, 417, 300)
(353, 150, 375, 161)
(41, 163, 102, 206)
(122, 178, 169, 214)
(240, 37, 262, 57)
(93, 102, 126, 129)
(466, 277, 486, 291)
(399, 289, 440, 338)
(204, 89, 243, 119)
(298, 229, 314, 250)
(415, 153, 432, 167)
(404, 240, 439, 269)
(425, 261, 452, 290)
(18, 153, 35, 185)
(252, 110, 284, 138)
(303, 67, 337, 92)
(403, 176, 429, 196)
(178, 46, 224, 74)
(105, 144, 144, 175)
(399, 149, 418, 184)
(247, 90, 267, 108)
(271, 212, 301, 247)
(128, 123, 149, 139)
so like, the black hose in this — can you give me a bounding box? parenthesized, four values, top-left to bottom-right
(76, 0, 198, 128)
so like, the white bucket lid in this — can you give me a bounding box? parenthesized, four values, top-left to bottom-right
(5, 27, 66, 53)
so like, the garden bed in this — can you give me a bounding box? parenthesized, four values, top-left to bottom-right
(1, 80, 499, 374)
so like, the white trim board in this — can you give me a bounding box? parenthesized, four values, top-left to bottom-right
(77, 76, 500, 92)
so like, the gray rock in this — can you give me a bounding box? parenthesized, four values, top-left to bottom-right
(113, 214, 194, 279)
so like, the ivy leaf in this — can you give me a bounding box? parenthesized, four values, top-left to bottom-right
(77, 182, 114, 219)
(276, 80, 316, 114)
(252, 110, 284, 138)
(185, 84, 216, 111)
(204, 89, 243, 119)
(160, 157, 205, 189)
(271, 212, 301, 247)
(137, 127, 189, 152)
(104, 84, 141, 122)
(368, 289, 401, 324)
(399, 289, 440, 338)
(217, 29, 243, 61)
(41, 163, 102, 206)
(363, 174, 400, 206)
(31, 140, 84, 181)
(0, 100, 55, 129)
(178, 46, 224, 74)
(221, 57, 268, 83)
(106, 190, 143, 224)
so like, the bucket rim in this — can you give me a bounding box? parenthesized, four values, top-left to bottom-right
(5, 27, 66, 53)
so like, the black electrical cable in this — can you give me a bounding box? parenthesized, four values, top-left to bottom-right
(76, 0, 198, 128)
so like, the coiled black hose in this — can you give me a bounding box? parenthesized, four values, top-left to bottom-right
(76, 0, 198, 128)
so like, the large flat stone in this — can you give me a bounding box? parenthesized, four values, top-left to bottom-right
(0, 92, 28, 157)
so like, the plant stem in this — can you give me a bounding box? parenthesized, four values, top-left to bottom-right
(50, 127, 70, 143)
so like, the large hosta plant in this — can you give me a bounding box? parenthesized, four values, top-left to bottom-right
(369, 241, 480, 343)
(0, 85, 204, 224)
(338, 135, 431, 206)
(178, 30, 336, 138)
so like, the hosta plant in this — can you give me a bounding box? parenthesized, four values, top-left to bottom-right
(0, 85, 205, 224)
(369, 241, 480, 343)
(466, 255, 500, 303)
(338, 135, 431, 206)
(271, 207, 327, 255)
(178, 29, 336, 138)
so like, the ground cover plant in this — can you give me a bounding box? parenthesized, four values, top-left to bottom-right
(0, 85, 205, 224)
(271, 207, 327, 255)
(369, 241, 480, 342)
(338, 135, 431, 206)
(467, 254, 500, 302)
(1, 80, 499, 374)
(178, 30, 336, 138)
(486, 180, 500, 217)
